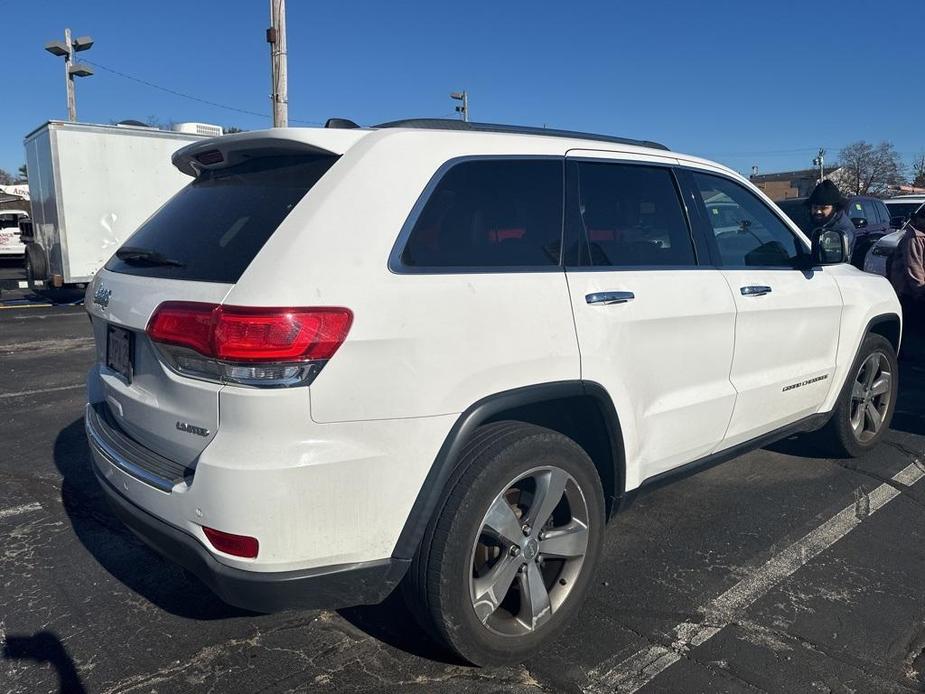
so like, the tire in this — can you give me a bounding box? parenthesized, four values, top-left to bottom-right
(816, 333, 898, 458)
(25, 245, 46, 294)
(403, 421, 605, 666)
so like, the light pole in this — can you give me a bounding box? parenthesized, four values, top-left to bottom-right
(267, 0, 289, 127)
(813, 148, 826, 182)
(451, 91, 469, 122)
(45, 28, 94, 122)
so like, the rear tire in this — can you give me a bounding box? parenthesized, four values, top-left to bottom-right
(25, 245, 46, 294)
(403, 421, 605, 666)
(816, 333, 897, 458)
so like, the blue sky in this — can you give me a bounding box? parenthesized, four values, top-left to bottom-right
(2, 0, 923, 177)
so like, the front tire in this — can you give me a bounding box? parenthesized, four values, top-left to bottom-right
(403, 421, 605, 666)
(817, 333, 897, 457)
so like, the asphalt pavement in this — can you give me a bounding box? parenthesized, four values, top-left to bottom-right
(2, 260, 925, 693)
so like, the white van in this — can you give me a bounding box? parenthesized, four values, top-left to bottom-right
(0, 209, 28, 257)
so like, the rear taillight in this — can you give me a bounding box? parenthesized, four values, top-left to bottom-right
(147, 302, 352, 387)
(202, 526, 259, 558)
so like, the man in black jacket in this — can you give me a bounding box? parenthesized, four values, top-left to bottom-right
(807, 179, 856, 256)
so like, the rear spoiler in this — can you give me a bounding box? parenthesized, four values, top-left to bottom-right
(172, 128, 371, 177)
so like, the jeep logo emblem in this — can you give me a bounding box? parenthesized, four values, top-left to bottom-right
(92, 285, 112, 308)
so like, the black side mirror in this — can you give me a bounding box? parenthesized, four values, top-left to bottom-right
(851, 217, 868, 229)
(811, 228, 849, 265)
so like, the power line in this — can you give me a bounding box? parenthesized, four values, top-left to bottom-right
(83, 59, 322, 125)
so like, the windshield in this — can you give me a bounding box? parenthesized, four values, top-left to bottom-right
(105, 154, 338, 283)
(884, 202, 922, 222)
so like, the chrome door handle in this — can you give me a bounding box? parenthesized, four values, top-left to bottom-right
(586, 291, 635, 305)
(740, 285, 772, 297)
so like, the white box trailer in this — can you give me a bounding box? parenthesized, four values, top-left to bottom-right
(22, 121, 213, 288)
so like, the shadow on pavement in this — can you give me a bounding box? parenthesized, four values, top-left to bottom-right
(3, 630, 86, 694)
(338, 590, 462, 665)
(52, 418, 251, 621)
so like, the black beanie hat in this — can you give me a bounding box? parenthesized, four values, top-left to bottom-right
(807, 179, 843, 207)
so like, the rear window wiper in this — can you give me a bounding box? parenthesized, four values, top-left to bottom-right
(116, 246, 185, 267)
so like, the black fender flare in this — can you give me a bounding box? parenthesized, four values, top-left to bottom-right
(390, 380, 625, 561)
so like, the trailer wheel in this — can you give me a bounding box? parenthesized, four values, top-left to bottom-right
(25, 245, 47, 294)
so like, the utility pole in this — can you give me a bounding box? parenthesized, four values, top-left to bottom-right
(813, 148, 826, 182)
(451, 90, 469, 122)
(267, 0, 288, 127)
(44, 28, 94, 122)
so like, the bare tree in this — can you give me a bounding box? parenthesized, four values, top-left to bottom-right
(0, 168, 15, 186)
(836, 141, 905, 196)
(913, 152, 925, 188)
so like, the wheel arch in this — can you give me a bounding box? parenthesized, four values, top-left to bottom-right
(391, 381, 626, 561)
(867, 312, 901, 354)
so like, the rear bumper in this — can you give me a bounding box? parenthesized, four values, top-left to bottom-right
(86, 411, 409, 612)
(91, 461, 408, 612)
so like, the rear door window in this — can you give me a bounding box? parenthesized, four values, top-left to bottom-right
(105, 154, 338, 283)
(396, 159, 563, 270)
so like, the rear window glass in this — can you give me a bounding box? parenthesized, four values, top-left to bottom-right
(105, 154, 337, 283)
(398, 159, 563, 269)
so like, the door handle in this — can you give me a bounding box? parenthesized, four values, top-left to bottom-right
(740, 285, 772, 297)
(586, 291, 635, 305)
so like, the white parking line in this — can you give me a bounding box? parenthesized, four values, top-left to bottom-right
(0, 383, 84, 399)
(585, 460, 925, 694)
(0, 502, 43, 519)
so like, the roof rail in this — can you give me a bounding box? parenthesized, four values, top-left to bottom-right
(373, 118, 669, 151)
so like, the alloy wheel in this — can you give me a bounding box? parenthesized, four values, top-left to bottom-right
(849, 351, 892, 443)
(468, 466, 590, 636)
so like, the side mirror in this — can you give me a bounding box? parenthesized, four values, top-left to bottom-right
(851, 217, 868, 229)
(811, 228, 849, 265)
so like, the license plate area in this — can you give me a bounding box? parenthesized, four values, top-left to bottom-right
(106, 325, 134, 383)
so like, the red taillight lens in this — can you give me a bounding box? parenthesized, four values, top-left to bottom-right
(146, 303, 353, 362)
(213, 306, 353, 362)
(202, 526, 259, 558)
(147, 302, 215, 356)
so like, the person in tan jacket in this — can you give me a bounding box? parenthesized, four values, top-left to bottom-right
(889, 204, 925, 359)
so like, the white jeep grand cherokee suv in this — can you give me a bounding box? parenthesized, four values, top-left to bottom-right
(85, 119, 901, 665)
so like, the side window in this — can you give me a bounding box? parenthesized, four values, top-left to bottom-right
(399, 159, 563, 269)
(571, 162, 696, 267)
(692, 172, 805, 268)
(0, 214, 18, 229)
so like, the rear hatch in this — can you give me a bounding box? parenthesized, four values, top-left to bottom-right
(86, 137, 349, 467)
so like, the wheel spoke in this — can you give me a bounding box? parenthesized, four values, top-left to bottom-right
(851, 405, 865, 437)
(472, 555, 522, 624)
(517, 561, 552, 630)
(864, 357, 878, 389)
(866, 403, 883, 432)
(852, 380, 866, 401)
(526, 468, 569, 532)
(538, 520, 589, 559)
(870, 372, 891, 397)
(483, 495, 525, 546)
